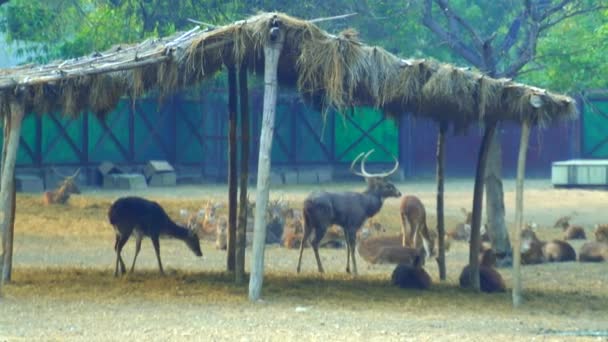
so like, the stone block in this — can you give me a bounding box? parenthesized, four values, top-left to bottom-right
(103, 174, 147, 190)
(15, 174, 44, 193)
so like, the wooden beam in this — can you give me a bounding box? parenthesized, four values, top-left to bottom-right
(435, 121, 448, 281)
(227, 66, 238, 272)
(0, 99, 24, 287)
(512, 120, 531, 307)
(236, 63, 250, 285)
(249, 17, 284, 301)
(468, 119, 497, 291)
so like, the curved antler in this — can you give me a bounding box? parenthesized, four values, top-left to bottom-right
(360, 149, 399, 178)
(349, 152, 365, 177)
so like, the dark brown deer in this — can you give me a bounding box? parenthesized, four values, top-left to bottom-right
(400, 195, 435, 257)
(296, 149, 401, 275)
(459, 248, 506, 293)
(391, 253, 431, 290)
(108, 196, 202, 277)
(42, 168, 81, 205)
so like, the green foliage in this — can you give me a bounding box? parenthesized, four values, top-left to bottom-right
(0, 1, 606, 91)
(523, 9, 608, 92)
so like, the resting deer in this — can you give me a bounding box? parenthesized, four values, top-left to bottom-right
(400, 195, 435, 257)
(447, 208, 490, 242)
(594, 224, 608, 243)
(579, 225, 608, 262)
(357, 227, 423, 265)
(391, 253, 431, 290)
(108, 196, 202, 276)
(42, 168, 81, 205)
(459, 248, 506, 293)
(520, 224, 576, 264)
(296, 149, 401, 276)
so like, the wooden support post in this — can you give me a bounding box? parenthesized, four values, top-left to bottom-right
(1, 99, 24, 287)
(227, 66, 238, 272)
(468, 120, 497, 291)
(236, 63, 250, 285)
(249, 17, 284, 301)
(512, 120, 531, 307)
(435, 121, 448, 281)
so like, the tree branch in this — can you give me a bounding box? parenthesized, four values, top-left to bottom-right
(540, 6, 608, 32)
(501, 21, 539, 78)
(422, 0, 482, 67)
(537, 0, 572, 22)
(434, 0, 485, 50)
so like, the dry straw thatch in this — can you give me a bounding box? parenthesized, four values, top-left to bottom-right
(0, 12, 576, 127)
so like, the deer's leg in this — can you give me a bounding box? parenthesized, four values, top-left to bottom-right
(130, 233, 143, 273)
(347, 230, 358, 276)
(343, 229, 350, 273)
(114, 234, 129, 277)
(311, 227, 325, 273)
(419, 224, 433, 257)
(151, 235, 164, 275)
(296, 222, 314, 273)
(400, 213, 409, 247)
(409, 219, 420, 250)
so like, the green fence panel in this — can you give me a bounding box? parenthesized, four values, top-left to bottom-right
(88, 101, 130, 163)
(582, 99, 608, 158)
(335, 107, 398, 162)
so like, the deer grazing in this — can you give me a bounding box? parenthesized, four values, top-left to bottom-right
(400, 195, 435, 257)
(42, 168, 81, 205)
(391, 253, 431, 290)
(296, 149, 401, 275)
(520, 224, 576, 264)
(459, 248, 506, 293)
(108, 196, 202, 276)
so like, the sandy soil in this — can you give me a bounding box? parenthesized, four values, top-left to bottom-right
(1, 178, 607, 341)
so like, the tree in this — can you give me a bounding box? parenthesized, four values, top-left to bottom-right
(420, 0, 607, 289)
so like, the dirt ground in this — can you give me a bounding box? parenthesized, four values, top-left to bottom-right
(1, 178, 607, 341)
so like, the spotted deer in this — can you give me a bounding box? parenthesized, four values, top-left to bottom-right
(42, 168, 81, 205)
(400, 195, 435, 258)
(297, 149, 401, 275)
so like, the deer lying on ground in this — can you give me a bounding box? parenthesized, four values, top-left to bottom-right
(357, 227, 423, 265)
(459, 248, 506, 293)
(594, 224, 608, 243)
(578, 225, 608, 262)
(562, 225, 586, 240)
(42, 168, 81, 205)
(391, 253, 431, 290)
(578, 242, 608, 262)
(296, 149, 401, 275)
(447, 208, 490, 242)
(400, 195, 435, 257)
(520, 224, 576, 264)
(108, 196, 202, 276)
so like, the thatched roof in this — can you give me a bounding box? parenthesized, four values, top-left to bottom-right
(0, 12, 576, 128)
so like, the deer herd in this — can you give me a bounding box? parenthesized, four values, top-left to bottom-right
(41, 150, 607, 293)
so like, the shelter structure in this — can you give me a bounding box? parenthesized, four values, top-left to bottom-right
(0, 12, 576, 303)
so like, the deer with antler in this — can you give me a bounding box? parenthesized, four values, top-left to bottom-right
(296, 149, 401, 276)
(42, 168, 81, 205)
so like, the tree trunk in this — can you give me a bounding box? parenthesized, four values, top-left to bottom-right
(484, 129, 512, 267)
(435, 121, 447, 281)
(227, 66, 238, 272)
(1, 100, 24, 288)
(512, 120, 531, 307)
(236, 63, 249, 285)
(249, 20, 284, 301)
(469, 120, 497, 291)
